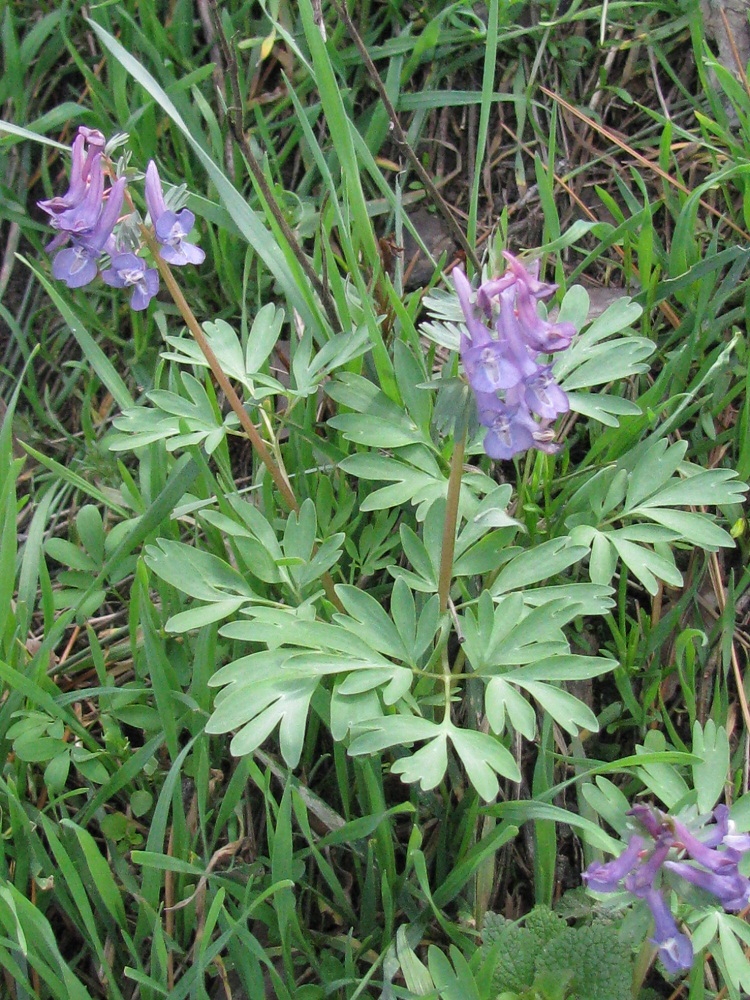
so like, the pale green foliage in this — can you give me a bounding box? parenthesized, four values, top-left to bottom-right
(566, 437, 747, 594)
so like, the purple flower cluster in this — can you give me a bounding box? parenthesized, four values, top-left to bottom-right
(453, 253, 575, 460)
(583, 803, 750, 974)
(38, 126, 204, 310)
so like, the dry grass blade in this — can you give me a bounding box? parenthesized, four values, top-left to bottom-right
(719, 6, 750, 103)
(540, 85, 750, 242)
(498, 120, 681, 329)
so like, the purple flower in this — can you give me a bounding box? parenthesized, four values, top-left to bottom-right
(154, 211, 205, 265)
(145, 161, 205, 267)
(453, 254, 573, 461)
(38, 133, 88, 218)
(582, 835, 644, 893)
(477, 398, 538, 460)
(628, 804, 667, 840)
(475, 272, 517, 315)
(625, 834, 673, 896)
(101, 253, 159, 310)
(77, 126, 106, 152)
(500, 250, 556, 299)
(695, 806, 729, 848)
(476, 253, 551, 313)
(523, 365, 570, 419)
(51, 243, 100, 289)
(515, 281, 576, 353)
(462, 338, 522, 393)
(529, 422, 562, 454)
(496, 289, 547, 377)
(664, 860, 750, 912)
(670, 817, 737, 874)
(38, 127, 108, 220)
(51, 176, 126, 289)
(701, 805, 750, 858)
(454, 266, 493, 339)
(644, 888, 693, 974)
(47, 153, 105, 239)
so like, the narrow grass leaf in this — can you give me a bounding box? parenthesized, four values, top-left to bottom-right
(0, 118, 69, 148)
(20, 445, 128, 515)
(61, 819, 127, 929)
(432, 821, 518, 908)
(298, 0, 377, 264)
(85, 20, 317, 327)
(37, 815, 123, 998)
(467, 0, 498, 249)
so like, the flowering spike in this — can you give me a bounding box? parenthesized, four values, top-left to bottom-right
(584, 801, 750, 976)
(453, 253, 572, 460)
(39, 133, 205, 309)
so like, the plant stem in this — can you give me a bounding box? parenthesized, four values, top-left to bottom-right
(438, 430, 466, 614)
(143, 228, 344, 611)
(143, 229, 299, 511)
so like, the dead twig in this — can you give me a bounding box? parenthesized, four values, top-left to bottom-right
(329, 0, 480, 272)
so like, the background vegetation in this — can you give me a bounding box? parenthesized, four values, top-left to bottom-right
(1, 0, 750, 997)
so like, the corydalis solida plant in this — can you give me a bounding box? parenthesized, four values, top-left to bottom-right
(454, 253, 574, 460)
(38, 127, 205, 309)
(38, 125, 341, 607)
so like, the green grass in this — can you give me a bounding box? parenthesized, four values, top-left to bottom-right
(1, 0, 750, 997)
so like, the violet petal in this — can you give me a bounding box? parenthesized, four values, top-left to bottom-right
(582, 835, 644, 893)
(644, 888, 693, 974)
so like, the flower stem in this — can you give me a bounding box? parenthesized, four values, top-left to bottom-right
(438, 430, 466, 614)
(144, 229, 298, 510)
(143, 228, 344, 611)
